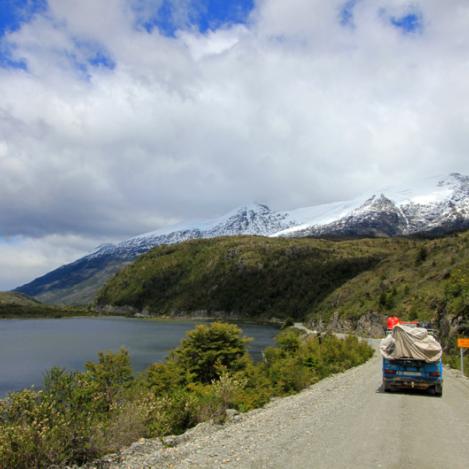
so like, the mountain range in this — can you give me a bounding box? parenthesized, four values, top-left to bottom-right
(16, 172, 469, 305)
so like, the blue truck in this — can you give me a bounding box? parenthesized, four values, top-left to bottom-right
(382, 356, 443, 396)
(381, 322, 443, 396)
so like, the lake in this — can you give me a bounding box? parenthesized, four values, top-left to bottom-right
(0, 316, 278, 397)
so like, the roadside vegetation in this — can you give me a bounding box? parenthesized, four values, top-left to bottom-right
(0, 322, 373, 468)
(313, 231, 469, 348)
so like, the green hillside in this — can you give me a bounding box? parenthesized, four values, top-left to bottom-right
(308, 230, 469, 349)
(0, 291, 94, 318)
(0, 291, 41, 306)
(97, 233, 469, 347)
(96, 236, 389, 319)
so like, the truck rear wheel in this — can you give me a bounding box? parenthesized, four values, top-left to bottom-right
(383, 381, 391, 392)
(433, 384, 443, 397)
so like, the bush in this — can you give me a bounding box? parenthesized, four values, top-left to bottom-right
(275, 329, 301, 354)
(188, 372, 246, 424)
(266, 355, 314, 394)
(0, 388, 97, 468)
(147, 389, 197, 437)
(172, 322, 251, 383)
(92, 397, 154, 455)
(231, 362, 273, 411)
(416, 246, 428, 264)
(0, 349, 137, 468)
(0, 323, 374, 468)
(83, 348, 134, 412)
(263, 331, 373, 395)
(144, 361, 185, 396)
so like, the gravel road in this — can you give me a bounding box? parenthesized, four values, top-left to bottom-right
(97, 347, 469, 469)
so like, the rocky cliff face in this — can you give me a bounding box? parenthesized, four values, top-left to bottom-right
(308, 311, 387, 338)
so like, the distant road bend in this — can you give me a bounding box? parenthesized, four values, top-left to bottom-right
(101, 343, 469, 469)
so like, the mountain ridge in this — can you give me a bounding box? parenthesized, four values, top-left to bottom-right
(16, 173, 469, 305)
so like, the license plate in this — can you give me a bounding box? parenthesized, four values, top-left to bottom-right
(398, 371, 421, 376)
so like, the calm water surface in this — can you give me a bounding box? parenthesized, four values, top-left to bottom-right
(0, 317, 278, 397)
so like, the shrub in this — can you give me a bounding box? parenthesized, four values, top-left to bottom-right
(0, 388, 93, 468)
(266, 355, 314, 394)
(0, 323, 374, 468)
(172, 322, 251, 383)
(416, 246, 428, 264)
(188, 373, 242, 424)
(144, 361, 185, 396)
(275, 329, 301, 354)
(147, 389, 197, 437)
(0, 349, 137, 468)
(83, 348, 134, 412)
(232, 362, 273, 411)
(263, 331, 373, 395)
(91, 398, 154, 455)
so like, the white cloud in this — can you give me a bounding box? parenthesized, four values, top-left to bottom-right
(1, 0, 469, 288)
(0, 234, 104, 290)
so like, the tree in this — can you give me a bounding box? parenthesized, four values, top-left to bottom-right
(84, 348, 133, 411)
(172, 322, 251, 383)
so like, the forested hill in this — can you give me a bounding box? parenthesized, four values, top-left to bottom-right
(96, 232, 469, 345)
(310, 230, 469, 349)
(95, 236, 388, 320)
(0, 291, 92, 318)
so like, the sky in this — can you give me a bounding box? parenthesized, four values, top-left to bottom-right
(0, 0, 469, 290)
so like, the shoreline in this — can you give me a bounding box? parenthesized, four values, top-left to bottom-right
(0, 317, 280, 399)
(0, 310, 284, 327)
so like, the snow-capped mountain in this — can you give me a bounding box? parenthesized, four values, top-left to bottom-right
(16, 173, 469, 304)
(87, 203, 295, 260)
(276, 172, 469, 238)
(53, 171, 469, 262)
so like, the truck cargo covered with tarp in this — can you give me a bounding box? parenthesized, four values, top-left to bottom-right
(380, 324, 442, 363)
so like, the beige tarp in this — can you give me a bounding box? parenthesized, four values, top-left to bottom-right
(380, 324, 442, 363)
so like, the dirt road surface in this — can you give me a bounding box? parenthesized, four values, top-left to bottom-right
(103, 345, 469, 469)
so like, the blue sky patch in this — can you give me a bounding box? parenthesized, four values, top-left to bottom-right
(73, 39, 116, 71)
(339, 0, 358, 28)
(88, 51, 116, 70)
(0, 0, 47, 70)
(135, 0, 254, 37)
(390, 13, 423, 34)
(0, 0, 47, 37)
(0, 42, 27, 70)
(0, 53, 27, 70)
(66, 39, 115, 79)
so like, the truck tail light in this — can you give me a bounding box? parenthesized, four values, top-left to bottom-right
(429, 371, 440, 377)
(384, 369, 396, 375)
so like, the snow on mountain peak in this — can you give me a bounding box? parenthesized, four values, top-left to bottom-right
(17, 173, 469, 306)
(233, 202, 271, 213)
(276, 173, 469, 238)
(85, 172, 469, 260)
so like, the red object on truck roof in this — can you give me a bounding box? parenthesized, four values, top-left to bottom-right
(387, 316, 400, 330)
